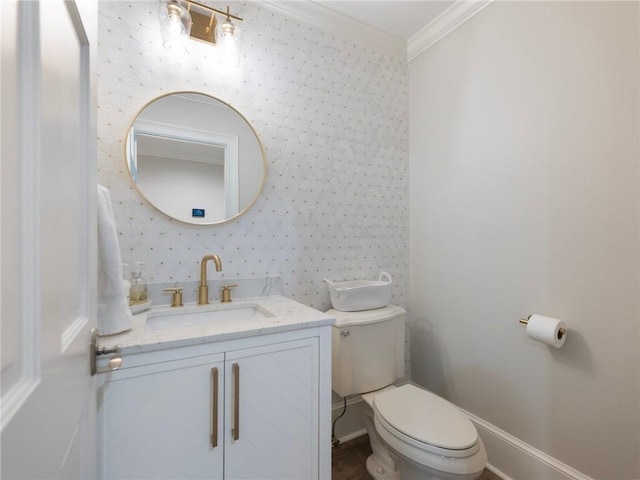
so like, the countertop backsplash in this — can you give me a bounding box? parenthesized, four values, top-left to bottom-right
(147, 276, 283, 308)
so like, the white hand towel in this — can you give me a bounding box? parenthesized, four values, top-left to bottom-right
(97, 185, 132, 335)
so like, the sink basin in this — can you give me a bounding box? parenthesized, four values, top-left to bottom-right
(147, 304, 273, 331)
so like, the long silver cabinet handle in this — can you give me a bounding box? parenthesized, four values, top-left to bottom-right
(232, 363, 240, 441)
(211, 367, 219, 448)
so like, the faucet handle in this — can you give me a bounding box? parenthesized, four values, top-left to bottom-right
(221, 284, 238, 303)
(163, 287, 184, 307)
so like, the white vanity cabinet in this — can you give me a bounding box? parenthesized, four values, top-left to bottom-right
(98, 352, 225, 479)
(98, 327, 330, 480)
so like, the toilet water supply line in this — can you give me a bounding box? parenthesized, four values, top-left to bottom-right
(332, 397, 348, 447)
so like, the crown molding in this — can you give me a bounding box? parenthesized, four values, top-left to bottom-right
(259, 1, 494, 62)
(407, 0, 494, 62)
(260, 1, 407, 59)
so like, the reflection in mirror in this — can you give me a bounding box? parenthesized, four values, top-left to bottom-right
(125, 92, 266, 225)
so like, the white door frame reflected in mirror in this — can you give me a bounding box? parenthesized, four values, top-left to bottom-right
(124, 92, 266, 225)
(128, 119, 239, 219)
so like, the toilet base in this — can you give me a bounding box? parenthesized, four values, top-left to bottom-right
(361, 391, 486, 480)
(367, 453, 400, 480)
(367, 453, 399, 480)
(397, 454, 484, 480)
(367, 449, 483, 480)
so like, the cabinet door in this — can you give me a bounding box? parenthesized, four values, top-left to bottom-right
(98, 354, 224, 479)
(224, 338, 319, 479)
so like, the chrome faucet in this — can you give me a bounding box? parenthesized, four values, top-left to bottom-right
(198, 254, 222, 305)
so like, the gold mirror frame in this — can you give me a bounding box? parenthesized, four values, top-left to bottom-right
(124, 91, 267, 226)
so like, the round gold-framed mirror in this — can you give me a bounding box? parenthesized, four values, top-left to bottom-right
(125, 92, 266, 225)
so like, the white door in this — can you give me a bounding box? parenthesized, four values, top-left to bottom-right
(1, 0, 98, 478)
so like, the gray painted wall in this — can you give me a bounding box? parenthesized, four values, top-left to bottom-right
(409, 2, 640, 478)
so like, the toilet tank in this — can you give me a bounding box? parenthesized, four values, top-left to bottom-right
(329, 305, 406, 397)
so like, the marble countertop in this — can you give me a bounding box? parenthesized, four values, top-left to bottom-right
(98, 295, 335, 355)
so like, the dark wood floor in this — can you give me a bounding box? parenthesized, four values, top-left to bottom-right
(332, 435, 502, 480)
(332, 435, 373, 480)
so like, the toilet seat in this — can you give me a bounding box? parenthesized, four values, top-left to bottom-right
(372, 385, 480, 458)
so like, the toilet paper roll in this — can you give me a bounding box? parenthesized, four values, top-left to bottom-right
(526, 314, 567, 348)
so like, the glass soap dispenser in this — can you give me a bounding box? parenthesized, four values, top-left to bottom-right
(122, 263, 131, 305)
(129, 261, 148, 305)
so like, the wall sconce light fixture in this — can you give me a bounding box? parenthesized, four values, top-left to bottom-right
(159, 0, 243, 62)
(158, 0, 192, 52)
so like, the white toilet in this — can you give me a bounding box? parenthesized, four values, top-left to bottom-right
(330, 305, 487, 480)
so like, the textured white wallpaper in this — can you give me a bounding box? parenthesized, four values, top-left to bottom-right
(97, 0, 409, 312)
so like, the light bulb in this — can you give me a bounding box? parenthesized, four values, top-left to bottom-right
(168, 14, 184, 37)
(217, 18, 240, 67)
(159, 1, 192, 52)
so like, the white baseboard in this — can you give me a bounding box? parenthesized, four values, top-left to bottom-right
(486, 464, 512, 480)
(462, 409, 594, 480)
(336, 428, 367, 445)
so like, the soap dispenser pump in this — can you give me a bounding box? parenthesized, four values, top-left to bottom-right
(129, 261, 148, 305)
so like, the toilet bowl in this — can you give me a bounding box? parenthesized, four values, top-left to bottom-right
(329, 306, 487, 480)
(362, 385, 486, 480)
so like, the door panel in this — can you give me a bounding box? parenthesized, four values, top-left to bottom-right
(98, 355, 225, 480)
(1, 0, 39, 428)
(225, 339, 320, 479)
(0, 1, 97, 478)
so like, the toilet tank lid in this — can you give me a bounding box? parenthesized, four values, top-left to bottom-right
(327, 305, 406, 327)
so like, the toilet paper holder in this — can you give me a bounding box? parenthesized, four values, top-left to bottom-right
(519, 315, 567, 340)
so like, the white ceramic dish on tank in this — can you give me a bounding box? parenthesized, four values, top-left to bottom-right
(324, 272, 391, 312)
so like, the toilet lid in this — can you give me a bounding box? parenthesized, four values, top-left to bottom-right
(373, 384, 478, 450)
